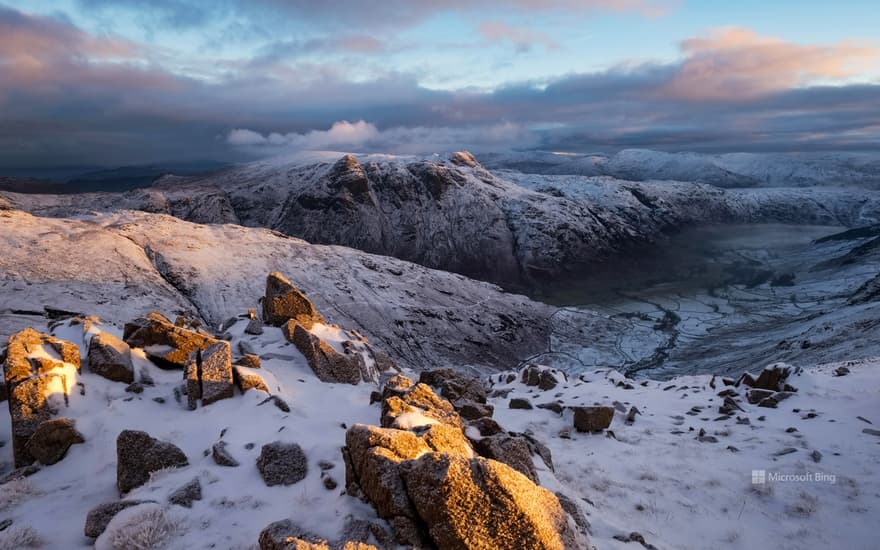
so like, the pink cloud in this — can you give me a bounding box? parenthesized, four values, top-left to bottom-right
(479, 21, 559, 52)
(660, 27, 880, 101)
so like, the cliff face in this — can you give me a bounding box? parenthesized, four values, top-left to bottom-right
(6, 152, 880, 288)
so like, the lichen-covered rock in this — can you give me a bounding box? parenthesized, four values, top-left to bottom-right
(288, 323, 365, 385)
(4, 328, 80, 467)
(262, 272, 325, 328)
(200, 341, 234, 406)
(379, 377, 463, 431)
(84, 500, 154, 538)
(116, 430, 189, 494)
(257, 442, 308, 486)
(123, 311, 219, 369)
(401, 453, 581, 550)
(168, 477, 202, 508)
(87, 332, 134, 383)
(571, 406, 614, 432)
(24, 417, 84, 465)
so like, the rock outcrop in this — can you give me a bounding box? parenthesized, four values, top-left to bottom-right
(288, 323, 368, 385)
(123, 311, 219, 369)
(262, 272, 324, 328)
(4, 328, 80, 467)
(344, 375, 585, 549)
(116, 430, 189, 494)
(87, 332, 134, 383)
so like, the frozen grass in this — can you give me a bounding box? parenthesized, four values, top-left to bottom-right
(98, 505, 185, 550)
(0, 478, 41, 512)
(0, 526, 44, 549)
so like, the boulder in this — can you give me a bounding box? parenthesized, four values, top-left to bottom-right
(457, 400, 494, 420)
(522, 365, 563, 391)
(288, 323, 365, 385)
(4, 328, 80, 467)
(87, 332, 134, 383)
(419, 368, 488, 404)
(262, 272, 324, 328)
(168, 477, 202, 508)
(401, 453, 581, 550)
(199, 341, 234, 406)
(257, 442, 308, 486)
(236, 353, 262, 369)
(116, 430, 189, 494)
(233, 365, 270, 394)
(84, 500, 154, 538)
(24, 417, 84, 465)
(572, 406, 614, 432)
(380, 379, 463, 431)
(123, 311, 219, 369)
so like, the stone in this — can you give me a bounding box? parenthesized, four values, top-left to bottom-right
(258, 519, 379, 550)
(556, 492, 590, 533)
(469, 417, 504, 437)
(199, 342, 234, 406)
(509, 397, 534, 410)
(758, 391, 794, 409)
(87, 332, 134, 383)
(259, 394, 291, 413)
(233, 366, 270, 394)
(419, 368, 487, 404)
(289, 323, 365, 385)
(123, 311, 219, 369)
(236, 353, 262, 369)
(4, 328, 80, 466)
(522, 365, 562, 391)
(538, 402, 564, 415)
(24, 417, 84, 465)
(747, 389, 774, 404)
(184, 353, 201, 410)
(572, 406, 614, 432)
(473, 433, 538, 483)
(262, 272, 324, 328)
(84, 500, 154, 538)
(245, 318, 264, 335)
(168, 477, 202, 508)
(400, 454, 581, 550)
(380, 380, 463, 430)
(212, 441, 240, 467)
(743, 364, 792, 392)
(116, 430, 189, 494)
(257, 442, 308, 486)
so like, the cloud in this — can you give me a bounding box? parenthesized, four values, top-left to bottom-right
(479, 22, 559, 52)
(660, 27, 880, 101)
(74, 0, 674, 31)
(227, 121, 538, 154)
(1, 6, 878, 169)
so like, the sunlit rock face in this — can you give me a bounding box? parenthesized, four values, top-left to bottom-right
(3, 328, 81, 467)
(343, 375, 586, 549)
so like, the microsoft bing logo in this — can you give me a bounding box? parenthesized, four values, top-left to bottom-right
(751, 470, 766, 484)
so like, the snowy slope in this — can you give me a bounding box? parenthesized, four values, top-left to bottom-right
(0, 208, 558, 373)
(482, 149, 880, 189)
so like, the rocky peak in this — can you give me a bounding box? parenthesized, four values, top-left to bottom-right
(450, 150, 481, 169)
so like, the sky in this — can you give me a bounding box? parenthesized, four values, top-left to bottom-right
(1, 0, 879, 169)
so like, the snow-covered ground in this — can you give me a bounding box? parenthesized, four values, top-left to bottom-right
(1, 315, 877, 549)
(491, 362, 880, 550)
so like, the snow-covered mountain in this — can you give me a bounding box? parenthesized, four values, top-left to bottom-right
(481, 149, 880, 188)
(4, 151, 880, 288)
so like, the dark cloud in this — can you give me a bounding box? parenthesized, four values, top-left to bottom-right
(1, 7, 878, 170)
